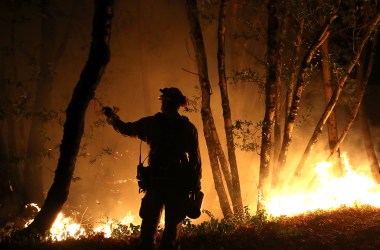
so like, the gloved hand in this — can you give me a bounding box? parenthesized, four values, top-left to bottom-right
(102, 106, 114, 117)
(102, 106, 119, 125)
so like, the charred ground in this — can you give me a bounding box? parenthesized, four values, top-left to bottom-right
(2, 206, 380, 249)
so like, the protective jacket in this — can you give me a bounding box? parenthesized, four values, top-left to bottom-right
(110, 112, 201, 191)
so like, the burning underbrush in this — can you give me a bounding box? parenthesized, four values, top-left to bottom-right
(2, 206, 380, 249)
(2, 153, 380, 249)
(264, 152, 380, 217)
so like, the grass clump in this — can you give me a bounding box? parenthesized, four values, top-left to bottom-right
(2, 205, 380, 249)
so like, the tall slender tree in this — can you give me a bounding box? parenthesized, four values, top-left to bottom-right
(318, 1, 342, 174)
(22, 0, 115, 235)
(271, 2, 288, 188)
(276, 15, 336, 175)
(258, 0, 285, 205)
(217, 0, 243, 214)
(273, 18, 304, 189)
(186, 0, 233, 218)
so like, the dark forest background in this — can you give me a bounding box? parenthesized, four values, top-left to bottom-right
(1, 0, 380, 232)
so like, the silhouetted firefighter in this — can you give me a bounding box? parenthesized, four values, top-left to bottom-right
(102, 87, 202, 250)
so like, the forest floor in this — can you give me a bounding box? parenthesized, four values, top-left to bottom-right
(2, 206, 380, 249)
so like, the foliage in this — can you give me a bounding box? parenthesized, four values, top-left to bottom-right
(232, 119, 262, 153)
(3, 206, 380, 249)
(183, 86, 201, 113)
(197, 0, 219, 26)
(230, 68, 265, 91)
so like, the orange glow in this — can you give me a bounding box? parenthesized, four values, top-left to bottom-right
(49, 212, 85, 241)
(93, 211, 136, 238)
(24, 153, 380, 241)
(25, 208, 138, 241)
(263, 152, 380, 217)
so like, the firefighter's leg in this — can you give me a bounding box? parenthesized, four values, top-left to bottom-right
(159, 191, 188, 250)
(139, 189, 164, 250)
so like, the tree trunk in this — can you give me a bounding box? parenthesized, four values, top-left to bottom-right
(306, 33, 379, 190)
(277, 15, 336, 173)
(320, 36, 342, 174)
(228, 0, 243, 73)
(293, 12, 380, 178)
(185, 0, 233, 218)
(258, 0, 283, 207)
(22, 0, 114, 235)
(285, 19, 304, 118)
(217, 0, 243, 214)
(327, 36, 378, 160)
(271, 3, 288, 188)
(273, 18, 304, 189)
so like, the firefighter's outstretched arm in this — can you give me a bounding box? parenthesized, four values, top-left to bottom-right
(102, 106, 130, 135)
(102, 106, 148, 140)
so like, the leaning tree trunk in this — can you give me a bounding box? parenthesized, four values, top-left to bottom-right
(306, 33, 379, 189)
(273, 18, 304, 189)
(217, 0, 243, 214)
(22, 0, 114, 235)
(277, 15, 336, 173)
(327, 35, 378, 161)
(186, 0, 233, 218)
(293, 12, 380, 178)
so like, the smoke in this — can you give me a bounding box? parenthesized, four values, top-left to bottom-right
(34, 0, 380, 225)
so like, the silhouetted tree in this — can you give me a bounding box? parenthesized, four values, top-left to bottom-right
(327, 36, 378, 163)
(186, 0, 233, 217)
(293, 12, 380, 179)
(276, 14, 336, 178)
(22, 0, 114, 235)
(217, 0, 243, 214)
(318, 6, 342, 174)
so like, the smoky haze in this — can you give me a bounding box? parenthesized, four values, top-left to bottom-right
(48, 0, 266, 223)
(42, 0, 262, 223)
(1, 0, 380, 226)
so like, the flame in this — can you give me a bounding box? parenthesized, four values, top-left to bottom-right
(24, 152, 380, 240)
(50, 212, 86, 241)
(264, 152, 380, 217)
(93, 211, 136, 238)
(25, 208, 137, 241)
